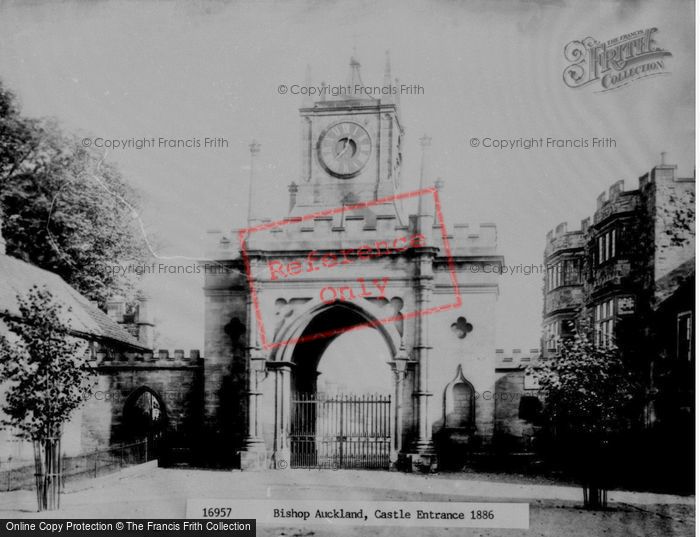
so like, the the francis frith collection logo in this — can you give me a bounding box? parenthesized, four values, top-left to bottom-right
(563, 28, 671, 92)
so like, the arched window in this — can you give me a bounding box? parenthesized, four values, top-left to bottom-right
(443, 365, 475, 431)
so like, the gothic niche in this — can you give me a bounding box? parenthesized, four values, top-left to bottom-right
(224, 317, 246, 344)
(389, 296, 404, 336)
(450, 317, 473, 339)
(443, 365, 476, 431)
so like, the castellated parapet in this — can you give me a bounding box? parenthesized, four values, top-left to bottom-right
(593, 179, 640, 225)
(94, 348, 203, 368)
(544, 221, 586, 259)
(206, 211, 498, 260)
(495, 348, 540, 369)
(545, 175, 654, 257)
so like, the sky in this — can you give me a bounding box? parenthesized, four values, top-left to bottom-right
(0, 0, 694, 354)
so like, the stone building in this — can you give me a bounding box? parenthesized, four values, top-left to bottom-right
(542, 159, 695, 431)
(0, 57, 568, 475)
(0, 218, 202, 469)
(203, 56, 505, 471)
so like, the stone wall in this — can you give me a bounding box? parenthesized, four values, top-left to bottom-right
(202, 260, 249, 464)
(80, 350, 203, 459)
(494, 349, 541, 450)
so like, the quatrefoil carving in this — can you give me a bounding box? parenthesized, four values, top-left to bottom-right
(451, 316, 473, 339)
(274, 298, 294, 318)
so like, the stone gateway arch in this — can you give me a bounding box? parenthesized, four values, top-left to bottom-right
(202, 56, 503, 471)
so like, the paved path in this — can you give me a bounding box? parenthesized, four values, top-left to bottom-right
(0, 466, 693, 536)
(0, 465, 692, 514)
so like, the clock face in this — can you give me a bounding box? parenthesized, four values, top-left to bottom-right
(318, 122, 372, 178)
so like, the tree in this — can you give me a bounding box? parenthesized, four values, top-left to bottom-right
(0, 286, 94, 511)
(527, 324, 640, 508)
(0, 82, 39, 183)
(0, 79, 150, 307)
(662, 189, 695, 247)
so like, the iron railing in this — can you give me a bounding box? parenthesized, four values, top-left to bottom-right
(0, 439, 155, 492)
(290, 393, 391, 470)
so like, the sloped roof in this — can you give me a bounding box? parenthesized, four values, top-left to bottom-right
(0, 254, 148, 350)
(655, 258, 695, 310)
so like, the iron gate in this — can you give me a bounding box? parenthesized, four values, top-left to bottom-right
(290, 393, 391, 469)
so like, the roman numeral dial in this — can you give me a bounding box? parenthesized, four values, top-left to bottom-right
(318, 122, 372, 179)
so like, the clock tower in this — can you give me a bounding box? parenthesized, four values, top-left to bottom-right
(290, 54, 404, 218)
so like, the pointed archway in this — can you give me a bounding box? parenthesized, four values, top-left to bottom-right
(268, 300, 401, 469)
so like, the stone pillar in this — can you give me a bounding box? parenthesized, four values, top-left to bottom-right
(402, 251, 438, 472)
(389, 346, 408, 466)
(240, 276, 267, 471)
(400, 134, 439, 472)
(269, 361, 294, 469)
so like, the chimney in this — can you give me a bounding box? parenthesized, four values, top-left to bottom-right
(135, 291, 155, 349)
(106, 295, 126, 322)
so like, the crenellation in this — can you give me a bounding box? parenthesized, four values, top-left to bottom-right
(314, 216, 334, 234)
(376, 214, 396, 234)
(546, 221, 585, 244)
(609, 179, 625, 199)
(545, 220, 586, 257)
(232, 213, 500, 255)
(96, 349, 204, 368)
(596, 190, 607, 209)
(478, 223, 497, 245)
(431, 222, 498, 255)
(495, 347, 541, 369)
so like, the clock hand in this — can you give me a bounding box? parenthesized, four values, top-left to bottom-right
(336, 139, 350, 159)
